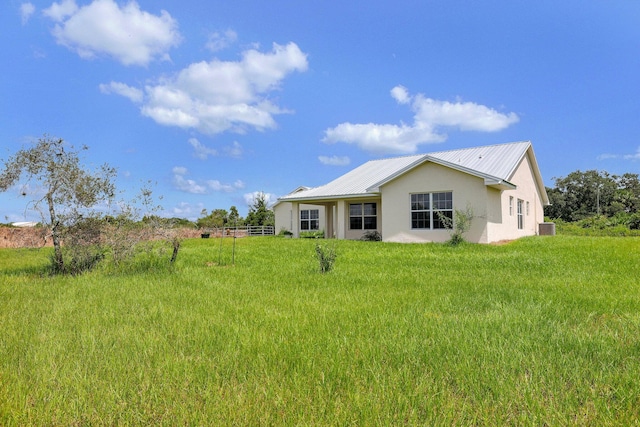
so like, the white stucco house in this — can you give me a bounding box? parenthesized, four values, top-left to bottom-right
(274, 141, 549, 244)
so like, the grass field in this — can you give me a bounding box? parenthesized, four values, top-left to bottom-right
(1, 235, 639, 425)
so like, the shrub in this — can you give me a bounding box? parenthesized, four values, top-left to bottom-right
(361, 230, 382, 241)
(315, 243, 336, 273)
(301, 230, 325, 239)
(439, 205, 474, 246)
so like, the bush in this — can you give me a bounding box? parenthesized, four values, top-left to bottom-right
(361, 230, 382, 241)
(439, 205, 474, 246)
(301, 230, 325, 239)
(315, 243, 336, 273)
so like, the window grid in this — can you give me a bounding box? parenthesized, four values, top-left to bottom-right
(300, 209, 319, 230)
(411, 192, 453, 230)
(517, 199, 524, 230)
(349, 203, 377, 230)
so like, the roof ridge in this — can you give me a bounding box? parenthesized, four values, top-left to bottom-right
(425, 140, 530, 156)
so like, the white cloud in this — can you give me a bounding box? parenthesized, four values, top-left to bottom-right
(43, 0, 181, 66)
(323, 85, 519, 155)
(20, 3, 36, 25)
(390, 85, 410, 104)
(243, 191, 277, 208)
(42, 0, 77, 21)
(623, 147, 640, 160)
(223, 141, 243, 158)
(206, 29, 237, 52)
(172, 167, 206, 194)
(206, 179, 245, 193)
(188, 138, 218, 160)
(319, 155, 350, 166)
(598, 147, 640, 161)
(172, 166, 243, 194)
(99, 81, 143, 103)
(108, 42, 307, 135)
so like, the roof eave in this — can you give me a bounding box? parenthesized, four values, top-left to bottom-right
(485, 179, 517, 190)
(277, 192, 380, 203)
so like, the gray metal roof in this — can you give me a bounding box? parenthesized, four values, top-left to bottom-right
(279, 141, 541, 202)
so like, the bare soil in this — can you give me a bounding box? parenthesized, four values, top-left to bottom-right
(0, 226, 51, 248)
(0, 226, 216, 249)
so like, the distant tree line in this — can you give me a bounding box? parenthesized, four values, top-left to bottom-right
(545, 170, 640, 229)
(196, 193, 274, 229)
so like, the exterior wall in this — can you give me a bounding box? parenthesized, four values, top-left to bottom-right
(274, 202, 326, 236)
(487, 153, 544, 242)
(343, 197, 382, 240)
(380, 162, 490, 243)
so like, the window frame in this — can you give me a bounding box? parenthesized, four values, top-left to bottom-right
(349, 202, 377, 230)
(410, 191, 453, 230)
(300, 209, 319, 231)
(517, 199, 524, 230)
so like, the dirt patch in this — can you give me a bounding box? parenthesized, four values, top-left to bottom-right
(0, 226, 51, 248)
(0, 226, 237, 249)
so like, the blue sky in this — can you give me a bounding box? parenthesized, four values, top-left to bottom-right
(2, 0, 639, 222)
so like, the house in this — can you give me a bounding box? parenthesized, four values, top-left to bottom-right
(274, 141, 549, 244)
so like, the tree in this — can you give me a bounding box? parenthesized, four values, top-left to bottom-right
(544, 170, 640, 221)
(228, 205, 242, 225)
(245, 192, 274, 227)
(0, 136, 116, 273)
(196, 208, 228, 228)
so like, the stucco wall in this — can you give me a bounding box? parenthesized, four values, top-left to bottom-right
(380, 162, 490, 243)
(488, 153, 544, 242)
(274, 202, 326, 235)
(341, 197, 382, 240)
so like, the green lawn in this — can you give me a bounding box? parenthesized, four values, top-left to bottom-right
(1, 236, 639, 425)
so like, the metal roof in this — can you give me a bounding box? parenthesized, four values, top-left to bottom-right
(279, 141, 541, 202)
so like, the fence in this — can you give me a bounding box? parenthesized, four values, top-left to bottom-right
(200, 225, 274, 238)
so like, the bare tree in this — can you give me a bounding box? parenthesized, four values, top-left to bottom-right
(0, 135, 116, 273)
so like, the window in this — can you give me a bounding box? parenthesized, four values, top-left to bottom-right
(526, 201, 530, 216)
(300, 209, 319, 230)
(517, 199, 524, 229)
(509, 196, 514, 216)
(350, 203, 377, 230)
(411, 192, 453, 230)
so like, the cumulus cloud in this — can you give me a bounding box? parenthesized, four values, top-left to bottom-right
(319, 155, 350, 166)
(188, 138, 218, 160)
(323, 86, 519, 155)
(43, 0, 181, 66)
(21, 2, 36, 25)
(106, 42, 307, 135)
(172, 167, 206, 194)
(99, 81, 144, 103)
(206, 29, 237, 52)
(42, 0, 77, 21)
(172, 166, 244, 194)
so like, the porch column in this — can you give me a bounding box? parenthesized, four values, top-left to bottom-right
(324, 203, 335, 238)
(291, 202, 300, 238)
(336, 200, 346, 239)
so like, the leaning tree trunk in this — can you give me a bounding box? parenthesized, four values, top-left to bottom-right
(47, 191, 64, 272)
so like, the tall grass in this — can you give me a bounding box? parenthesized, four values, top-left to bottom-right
(1, 236, 639, 425)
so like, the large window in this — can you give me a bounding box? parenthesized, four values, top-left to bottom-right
(517, 199, 524, 229)
(411, 192, 453, 230)
(350, 203, 377, 230)
(300, 209, 319, 230)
